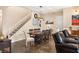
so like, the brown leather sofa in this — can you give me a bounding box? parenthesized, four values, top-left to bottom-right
(53, 32, 79, 53)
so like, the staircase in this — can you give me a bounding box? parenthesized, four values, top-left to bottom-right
(8, 14, 31, 38)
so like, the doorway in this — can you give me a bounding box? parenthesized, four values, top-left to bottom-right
(54, 16, 63, 32)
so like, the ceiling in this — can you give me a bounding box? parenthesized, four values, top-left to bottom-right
(26, 6, 72, 13)
(0, 6, 72, 14)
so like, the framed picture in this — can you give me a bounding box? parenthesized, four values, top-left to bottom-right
(32, 13, 41, 27)
(72, 15, 79, 25)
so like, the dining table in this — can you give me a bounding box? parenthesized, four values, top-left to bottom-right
(27, 31, 43, 44)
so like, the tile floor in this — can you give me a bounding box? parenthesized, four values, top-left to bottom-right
(11, 37, 56, 53)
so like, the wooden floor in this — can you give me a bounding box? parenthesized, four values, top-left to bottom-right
(11, 37, 56, 53)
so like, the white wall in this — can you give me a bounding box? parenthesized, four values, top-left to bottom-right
(2, 6, 32, 37)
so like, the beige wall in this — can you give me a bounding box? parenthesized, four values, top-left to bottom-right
(41, 13, 55, 30)
(63, 6, 79, 30)
(41, 11, 63, 33)
(0, 9, 2, 35)
(2, 6, 31, 37)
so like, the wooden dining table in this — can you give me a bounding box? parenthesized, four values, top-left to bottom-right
(27, 31, 43, 44)
(27, 31, 42, 38)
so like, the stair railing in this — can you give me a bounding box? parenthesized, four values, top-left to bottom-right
(8, 13, 31, 38)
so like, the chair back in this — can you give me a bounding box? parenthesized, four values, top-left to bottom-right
(34, 34, 43, 44)
(53, 32, 63, 44)
(62, 30, 70, 37)
(42, 30, 50, 40)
